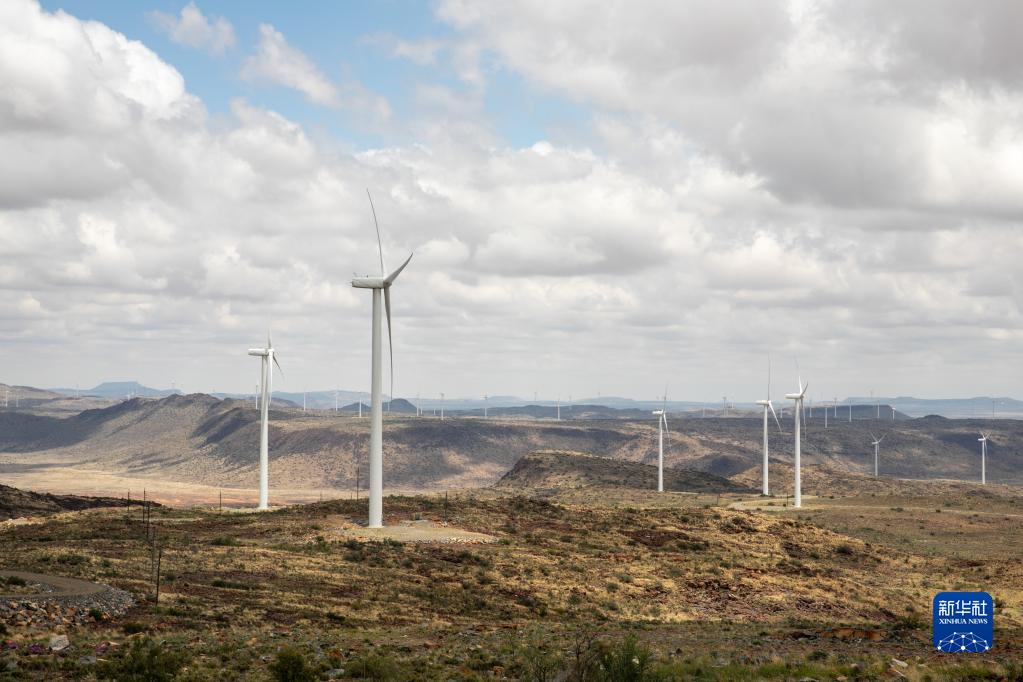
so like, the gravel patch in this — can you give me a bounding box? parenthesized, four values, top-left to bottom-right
(0, 571, 134, 629)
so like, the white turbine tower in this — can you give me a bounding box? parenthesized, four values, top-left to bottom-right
(651, 395, 670, 493)
(754, 360, 783, 496)
(248, 331, 282, 510)
(870, 432, 886, 477)
(978, 433, 988, 485)
(785, 376, 809, 508)
(351, 190, 413, 529)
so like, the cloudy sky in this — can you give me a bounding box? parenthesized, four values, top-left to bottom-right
(2, 0, 1022, 402)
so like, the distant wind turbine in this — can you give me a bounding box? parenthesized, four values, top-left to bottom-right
(652, 395, 670, 493)
(869, 432, 886, 477)
(350, 190, 413, 529)
(785, 375, 809, 508)
(556, 396, 561, 421)
(483, 394, 488, 418)
(978, 433, 988, 485)
(755, 359, 783, 496)
(248, 330, 282, 510)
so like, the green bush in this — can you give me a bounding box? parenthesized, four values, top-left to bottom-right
(595, 635, 659, 681)
(269, 647, 316, 682)
(346, 653, 403, 679)
(98, 637, 187, 681)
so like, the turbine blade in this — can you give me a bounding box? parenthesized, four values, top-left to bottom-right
(367, 189, 385, 276)
(273, 353, 283, 378)
(878, 434, 886, 444)
(768, 401, 782, 432)
(384, 253, 413, 285)
(385, 286, 394, 407)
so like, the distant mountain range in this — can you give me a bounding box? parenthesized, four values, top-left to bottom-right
(50, 381, 181, 399)
(42, 381, 1023, 419)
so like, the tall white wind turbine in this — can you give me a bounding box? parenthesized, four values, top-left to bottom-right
(869, 432, 886, 477)
(651, 395, 670, 493)
(754, 360, 783, 496)
(978, 433, 988, 485)
(785, 375, 809, 508)
(351, 190, 413, 529)
(248, 331, 282, 510)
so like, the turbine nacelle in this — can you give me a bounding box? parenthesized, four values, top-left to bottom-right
(248, 348, 269, 357)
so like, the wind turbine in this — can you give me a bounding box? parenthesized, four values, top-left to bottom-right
(440, 392, 445, 420)
(978, 433, 988, 485)
(350, 190, 413, 529)
(483, 394, 488, 419)
(869, 432, 886, 477)
(556, 396, 561, 421)
(651, 397, 670, 493)
(248, 331, 282, 510)
(755, 360, 783, 496)
(785, 375, 809, 508)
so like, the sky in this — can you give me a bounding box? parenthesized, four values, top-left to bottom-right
(1, 0, 1022, 402)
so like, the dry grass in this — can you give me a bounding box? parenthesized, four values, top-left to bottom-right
(1, 484, 1021, 679)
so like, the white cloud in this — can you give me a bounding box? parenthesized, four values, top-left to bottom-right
(241, 23, 340, 108)
(0, 0, 1021, 400)
(149, 2, 235, 55)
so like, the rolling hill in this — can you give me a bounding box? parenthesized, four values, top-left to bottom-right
(496, 450, 751, 493)
(0, 394, 1021, 502)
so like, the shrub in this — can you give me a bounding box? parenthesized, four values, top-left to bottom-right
(97, 637, 186, 681)
(346, 653, 403, 679)
(211, 537, 239, 547)
(595, 635, 658, 681)
(122, 622, 147, 635)
(269, 647, 316, 682)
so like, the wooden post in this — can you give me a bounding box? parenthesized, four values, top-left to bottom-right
(219, 490, 222, 513)
(154, 545, 163, 607)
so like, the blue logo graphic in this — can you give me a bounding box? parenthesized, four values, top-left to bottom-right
(933, 592, 993, 653)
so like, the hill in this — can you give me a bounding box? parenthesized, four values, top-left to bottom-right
(50, 381, 180, 399)
(0, 394, 1021, 504)
(496, 450, 750, 493)
(0, 483, 138, 520)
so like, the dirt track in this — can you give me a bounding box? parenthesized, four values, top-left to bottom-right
(0, 570, 106, 600)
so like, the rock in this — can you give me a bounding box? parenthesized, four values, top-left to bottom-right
(77, 655, 97, 666)
(49, 634, 70, 652)
(891, 658, 908, 668)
